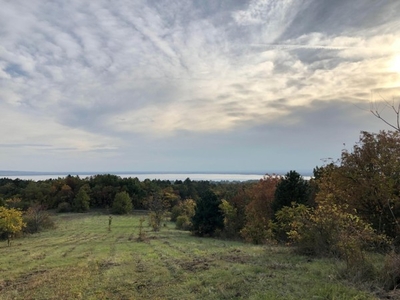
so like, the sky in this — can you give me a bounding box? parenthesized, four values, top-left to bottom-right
(0, 0, 400, 175)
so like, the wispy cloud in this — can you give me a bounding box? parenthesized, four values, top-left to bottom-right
(0, 0, 399, 172)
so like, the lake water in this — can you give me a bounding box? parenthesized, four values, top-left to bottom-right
(1, 173, 267, 182)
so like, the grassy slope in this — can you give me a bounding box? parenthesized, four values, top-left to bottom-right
(0, 213, 377, 300)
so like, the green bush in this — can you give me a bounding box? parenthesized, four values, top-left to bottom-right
(280, 198, 387, 259)
(149, 211, 162, 231)
(176, 215, 191, 231)
(272, 203, 310, 243)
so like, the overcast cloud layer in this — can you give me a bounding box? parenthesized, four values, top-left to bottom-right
(1, 0, 400, 174)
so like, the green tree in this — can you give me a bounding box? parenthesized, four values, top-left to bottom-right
(0, 206, 25, 246)
(147, 192, 169, 231)
(112, 191, 133, 214)
(191, 190, 223, 236)
(72, 186, 90, 213)
(219, 199, 239, 238)
(272, 170, 310, 214)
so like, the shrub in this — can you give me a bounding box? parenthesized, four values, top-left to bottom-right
(285, 198, 387, 259)
(272, 203, 310, 243)
(149, 211, 165, 231)
(137, 217, 147, 242)
(176, 215, 191, 231)
(172, 199, 196, 230)
(0, 206, 25, 246)
(23, 204, 55, 234)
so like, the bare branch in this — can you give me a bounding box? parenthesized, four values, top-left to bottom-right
(370, 94, 400, 132)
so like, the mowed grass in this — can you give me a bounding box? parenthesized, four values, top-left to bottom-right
(0, 212, 378, 300)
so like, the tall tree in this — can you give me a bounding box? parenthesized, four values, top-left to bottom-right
(191, 190, 223, 236)
(272, 170, 310, 214)
(72, 185, 90, 213)
(112, 191, 133, 215)
(241, 175, 280, 244)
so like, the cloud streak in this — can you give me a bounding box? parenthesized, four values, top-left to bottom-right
(0, 0, 399, 172)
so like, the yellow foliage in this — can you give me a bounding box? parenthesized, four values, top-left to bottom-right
(0, 206, 26, 245)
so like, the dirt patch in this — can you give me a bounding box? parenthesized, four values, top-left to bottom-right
(0, 269, 47, 292)
(218, 249, 251, 264)
(177, 257, 215, 272)
(98, 259, 121, 270)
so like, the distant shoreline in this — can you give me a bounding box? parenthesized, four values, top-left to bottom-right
(0, 170, 312, 176)
(0, 171, 312, 182)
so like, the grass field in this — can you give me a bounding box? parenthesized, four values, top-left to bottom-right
(0, 212, 379, 299)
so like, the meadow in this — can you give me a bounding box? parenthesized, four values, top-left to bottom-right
(0, 212, 378, 299)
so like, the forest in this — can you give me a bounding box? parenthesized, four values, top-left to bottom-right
(1, 128, 400, 297)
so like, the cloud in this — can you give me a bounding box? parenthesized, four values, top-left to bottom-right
(0, 0, 399, 172)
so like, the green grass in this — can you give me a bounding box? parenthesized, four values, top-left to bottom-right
(0, 212, 379, 299)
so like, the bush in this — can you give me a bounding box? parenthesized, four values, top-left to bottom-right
(57, 202, 71, 213)
(149, 211, 163, 231)
(285, 198, 387, 259)
(272, 204, 310, 243)
(23, 204, 55, 234)
(0, 206, 25, 246)
(176, 215, 191, 231)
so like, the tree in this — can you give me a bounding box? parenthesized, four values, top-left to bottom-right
(241, 175, 280, 244)
(191, 190, 223, 236)
(272, 170, 310, 214)
(315, 131, 400, 238)
(147, 192, 169, 231)
(0, 206, 25, 246)
(112, 191, 133, 214)
(72, 186, 90, 213)
(219, 199, 239, 238)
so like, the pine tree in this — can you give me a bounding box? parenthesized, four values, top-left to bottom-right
(191, 190, 223, 236)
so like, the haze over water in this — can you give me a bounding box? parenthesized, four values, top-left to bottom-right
(2, 173, 266, 182)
